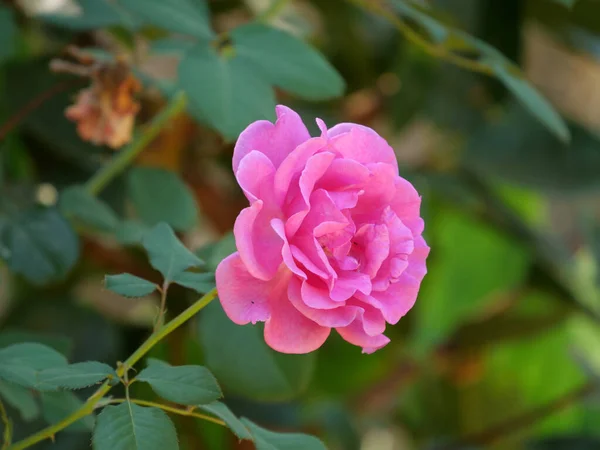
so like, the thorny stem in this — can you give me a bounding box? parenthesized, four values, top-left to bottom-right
(257, 0, 291, 22)
(84, 91, 187, 197)
(348, 0, 494, 76)
(105, 399, 227, 427)
(6, 288, 218, 450)
(0, 398, 12, 450)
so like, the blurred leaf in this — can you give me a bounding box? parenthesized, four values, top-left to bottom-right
(104, 273, 158, 298)
(464, 103, 600, 193)
(491, 62, 570, 143)
(115, 220, 149, 246)
(0, 343, 68, 388)
(128, 167, 198, 232)
(0, 330, 71, 356)
(137, 362, 221, 405)
(142, 223, 204, 283)
(197, 302, 316, 402)
(548, 0, 578, 8)
(39, 0, 134, 30)
(36, 362, 115, 391)
(528, 436, 600, 449)
(197, 402, 251, 440)
(0, 380, 39, 421)
(569, 314, 600, 377)
(0, 6, 17, 62)
(59, 186, 119, 232)
(120, 0, 213, 39)
(231, 24, 345, 100)
(242, 418, 327, 450)
(0, 207, 79, 285)
(40, 391, 94, 432)
(178, 43, 276, 139)
(196, 232, 236, 271)
(414, 209, 530, 352)
(172, 271, 215, 294)
(150, 38, 196, 56)
(93, 403, 178, 450)
(390, 0, 448, 42)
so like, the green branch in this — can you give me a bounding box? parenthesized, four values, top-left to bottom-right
(0, 398, 12, 450)
(84, 92, 187, 197)
(7, 288, 218, 450)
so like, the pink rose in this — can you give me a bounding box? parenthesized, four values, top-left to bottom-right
(215, 106, 429, 354)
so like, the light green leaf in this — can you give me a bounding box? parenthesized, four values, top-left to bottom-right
(142, 223, 204, 283)
(60, 186, 119, 232)
(137, 362, 221, 405)
(198, 302, 316, 401)
(492, 61, 570, 143)
(172, 271, 215, 294)
(0, 6, 17, 62)
(115, 220, 150, 246)
(242, 418, 327, 450)
(231, 24, 345, 100)
(198, 402, 251, 440)
(178, 43, 276, 140)
(120, 0, 213, 39)
(93, 403, 179, 450)
(37, 361, 115, 391)
(0, 380, 39, 421)
(0, 207, 79, 285)
(105, 274, 158, 298)
(0, 343, 68, 387)
(40, 391, 94, 432)
(128, 167, 198, 232)
(414, 209, 531, 353)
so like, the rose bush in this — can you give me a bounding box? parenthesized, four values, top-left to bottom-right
(216, 106, 429, 354)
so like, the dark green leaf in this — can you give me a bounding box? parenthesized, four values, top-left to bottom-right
(40, 391, 94, 432)
(178, 43, 276, 139)
(39, 0, 134, 30)
(197, 402, 251, 440)
(198, 302, 315, 401)
(59, 186, 119, 232)
(492, 61, 570, 143)
(0, 343, 68, 388)
(137, 362, 221, 405)
(172, 271, 215, 294)
(0, 330, 72, 356)
(0, 207, 79, 285)
(242, 418, 327, 450)
(390, 0, 448, 43)
(93, 403, 178, 450)
(37, 361, 115, 390)
(0, 380, 39, 421)
(120, 0, 213, 39)
(142, 223, 204, 283)
(231, 24, 345, 100)
(0, 6, 17, 62)
(115, 220, 150, 245)
(105, 274, 158, 298)
(128, 167, 198, 231)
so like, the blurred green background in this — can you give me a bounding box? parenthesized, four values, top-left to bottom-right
(2, 0, 600, 449)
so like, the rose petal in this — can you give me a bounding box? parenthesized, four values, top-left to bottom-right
(235, 150, 276, 203)
(271, 218, 306, 279)
(234, 201, 283, 281)
(233, 105, 310, 173)
(215, 253, 271, 325)
(336, 318, 390, 354)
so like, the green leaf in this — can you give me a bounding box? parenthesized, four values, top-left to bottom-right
(198, 302, 316, 401)
(115, 220, 150, 245)
(390, 0, 448, 43)
(105, 274, 158, 298)
(0, 380, 39, 421)
(59, 186, 119, 232)
(178, 43, 276, 139)
(0, 6, 17, 62)
(413, 209, 531, 353)
(93, 403, 179, 450)
(36, 361, 115, 391)
(172, 271, 215, 294)
(128, 167, 198, 232)
(39, 0, 135, 30)
(137, 362, 221, 405)
(40, 391, 94, 432)
(231, 24, 345, 100)
(120, 0, 213, 39)
(150, 38, 196, 56)
(242, 418, 327, 450)
(197, 402, 251, 440)
(142, 223, 204, 283)
(0, 207, 79, 285)
(491, 61, 570, 143)
(0, 330, 72, 356)
(0, 343, 68, 388)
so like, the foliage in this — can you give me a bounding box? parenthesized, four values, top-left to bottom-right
(1, 0, 600, 449)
